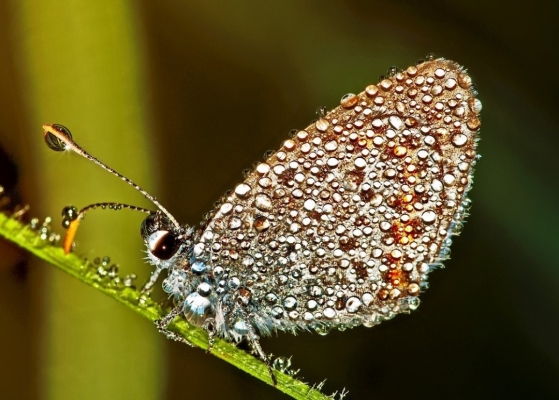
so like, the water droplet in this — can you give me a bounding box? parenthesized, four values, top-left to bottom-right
(283, 296, 297, 310)
(434, 68, 446, 78)
(265, 293, 278, 304)
(271, 306, 284, 319)
(325, 140, 338, 152)
(323, 307, 336, 319)
(386, 65, 398, 77)
(327, 157, 339, 168)
(191, 261, 207, 274)
(219, 203, 233, 215)
(61, 205, 78, 223)
(303, 199, 316, 211)
(365, 85, 379, 97)
(256, 163, 270, 175)
(443, 174, 456, 186)
(272, 356, 292, 372)
(431, 179, 443, 192)
(467, 117, 481, 131)
(468, 97, 482, 113)
(452, 133, 468, 147)
(234, 183, 251, 198)
(445, 78, 457, 90)
(283, 140, 296, 151)
(457, 73, 472, 89)
(340, 93, 358, 109)
(407, 283, 420, 295)
(123, 274, 137, 288)
(315, 119, 329, 132)
(254, 194, 273, 211)
(389, 116, 403, 130)
(380, 79, 393, 91)
(362, 293, 374, 306)
(197, 282, 212, 297)
(107, 264, 118, 278)
(314, 325, 331, 336)
(44, 124, 73, 151)
(228, 277, 240, 290)
(345, 297, 362, 313)
(391, 249, 402, 259)
(421, 210, 437, 224)
(229, 217, 242, 230)
(393, 146, 407, 157)
(309, 285, 323, 297)
(306, 300, 318, 310)
(137, 293, 150, 307)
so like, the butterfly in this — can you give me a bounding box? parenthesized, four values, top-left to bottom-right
(43, 56, 480, 385)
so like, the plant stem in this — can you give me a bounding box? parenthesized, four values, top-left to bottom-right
(0, 212, 332, 400)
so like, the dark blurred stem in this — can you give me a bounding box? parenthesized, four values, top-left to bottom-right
(0, 212, 332, 400)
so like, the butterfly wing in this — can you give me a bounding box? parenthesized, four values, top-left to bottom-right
(194, 58, 480, 334)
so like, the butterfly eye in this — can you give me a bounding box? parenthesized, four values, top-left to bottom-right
(141, 213, 159, 240)
(146, 230, 180, 260)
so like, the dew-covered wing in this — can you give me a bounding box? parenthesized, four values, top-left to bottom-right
(194, 58, 480, 332)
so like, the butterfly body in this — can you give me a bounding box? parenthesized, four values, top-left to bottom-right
(143, 58, 480, 348)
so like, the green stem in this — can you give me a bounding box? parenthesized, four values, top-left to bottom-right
(0, 212, 332, 400)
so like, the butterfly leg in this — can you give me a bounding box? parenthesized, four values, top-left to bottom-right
(140, 267, 163, 294)
(202, 317, 216, 353)
(155, 304, 194, 347)
(237, 308, 277, 386)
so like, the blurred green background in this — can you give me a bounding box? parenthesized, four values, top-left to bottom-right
(0, 1, 558, 399)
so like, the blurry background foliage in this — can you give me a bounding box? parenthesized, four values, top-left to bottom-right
(0, 1, 558, 399)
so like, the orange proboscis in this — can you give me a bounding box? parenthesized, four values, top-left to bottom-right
(63, 219, 80, 254)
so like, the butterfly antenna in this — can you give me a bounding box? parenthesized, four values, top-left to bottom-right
(61, 202, 153, 254)
(42, 124, 181, 231)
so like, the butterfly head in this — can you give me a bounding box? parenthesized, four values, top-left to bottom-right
(141, 211, 186, 265)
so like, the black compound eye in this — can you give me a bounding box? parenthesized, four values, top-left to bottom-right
(141, 214, 159, 240)
(147, 230, 180, 260)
